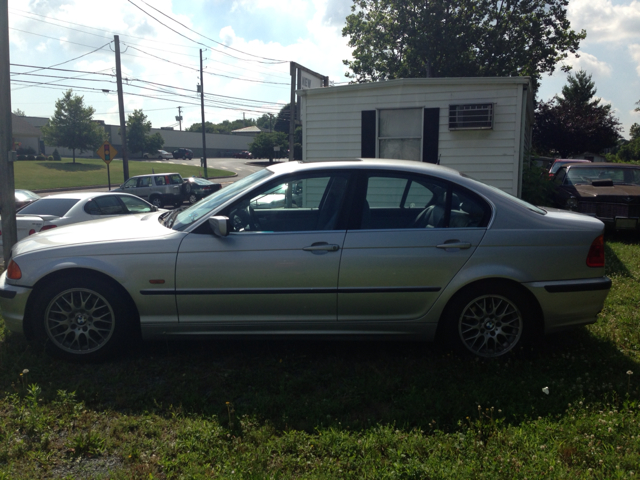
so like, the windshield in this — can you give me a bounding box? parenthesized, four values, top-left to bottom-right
(566, 167, 640, 186)
(18, 198, 80, 217)
(171, 168, 273, 231)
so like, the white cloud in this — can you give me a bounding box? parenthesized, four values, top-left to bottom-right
(630, 44, 640, 75)
(559, 51, 612, 77)
(568, 0, 640, 43)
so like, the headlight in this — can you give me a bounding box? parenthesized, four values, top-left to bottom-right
(566, 197, 578, 210)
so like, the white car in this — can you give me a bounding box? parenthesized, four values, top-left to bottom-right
(0, 192, 162, 247)
(143, 150, 173, 160)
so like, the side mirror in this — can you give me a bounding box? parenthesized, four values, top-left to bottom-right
(209, 216, 230, 237)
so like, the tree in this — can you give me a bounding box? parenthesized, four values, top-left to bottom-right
(41, 90, 107, 163)
(342, 0, 585, 90)
(125, 109, 164, 157)
(273, 103, 294, 134)
(249, 132, 288, 162)
(187, 118, 258, 134)
(533, 70, 621, 158)
(630, 123, 640, 141)
(12, 108, 25, 116)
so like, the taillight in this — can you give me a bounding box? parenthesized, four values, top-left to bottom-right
(39, 225, 57, 232)
(586, 235, 605, 268)
(7, 260, 22, 280)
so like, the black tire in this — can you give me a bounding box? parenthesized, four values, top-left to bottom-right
(150, 196, 163, 208)
(29, 275, 134, 362)
(442, 283, 533, 358)
(188, 193, 198, 204)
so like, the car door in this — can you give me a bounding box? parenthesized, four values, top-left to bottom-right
(338, 171, 490, 322)
(175, 171, 353, 323)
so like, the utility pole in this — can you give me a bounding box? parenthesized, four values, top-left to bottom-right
(176, 106, 182, 131)
(0, 0, 17, 264)
(289, 62, 296, 162)
(199, 49, 208, 178)
(114, 35, 129, 181)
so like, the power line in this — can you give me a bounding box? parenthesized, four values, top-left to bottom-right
(11, 64, 287, 107)
(10, 42, 113, 77)
(123, 45, 289, 85)
(9, 28, 112, 51)
(10, 8, 292, 80)
(136, 0, 287, 64)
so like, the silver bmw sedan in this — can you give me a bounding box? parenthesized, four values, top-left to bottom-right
(0, 159, 611, 361)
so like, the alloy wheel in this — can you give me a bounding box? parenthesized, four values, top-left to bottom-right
(458, 294, 523, 357)
(44, 288, 115, 354)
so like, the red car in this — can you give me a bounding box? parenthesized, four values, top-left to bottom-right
(233, 151, 253, 159)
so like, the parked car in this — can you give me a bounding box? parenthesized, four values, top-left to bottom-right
(183, 177, 222, 204)
(143, 150, 173, 160)
(113, 173, 186, 208)
(548, 159, 591, 179)
(172, 148, 193, 160)
(0, 159, 610, 362)
(0, 190, 41, 215)
(0, 192, 161, 247)
(233, 150, 253, 159)
(552, 162, 640, 230)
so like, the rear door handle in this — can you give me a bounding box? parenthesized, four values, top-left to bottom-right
(436, 241, 471, 250)
(303, 242, 340, 252)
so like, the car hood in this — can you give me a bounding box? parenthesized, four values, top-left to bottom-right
(572, 184, 640, 199)
(11, 212, 177, 257)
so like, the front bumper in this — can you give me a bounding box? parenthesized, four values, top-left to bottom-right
(0, 271, 32, 335)
(524, 277, 611, 332)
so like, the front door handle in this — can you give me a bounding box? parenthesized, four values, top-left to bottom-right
(303, 242, 340, 252)
(436, 241, 472, 250)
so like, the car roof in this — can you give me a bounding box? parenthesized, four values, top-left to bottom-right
(39, 191, 145, 200)
(267, 158, 463, 179)
(129, 172, 181, 178)
(565, 162, 639, 169)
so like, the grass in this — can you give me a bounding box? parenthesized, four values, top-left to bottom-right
(13, 158, 236, 191)
(1, 232, 640, 478)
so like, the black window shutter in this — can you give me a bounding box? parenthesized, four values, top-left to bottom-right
(423, 108, 439, 164)
(361, 110, 376, 158)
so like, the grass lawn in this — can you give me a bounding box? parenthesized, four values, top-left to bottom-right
(13, 158, 236, 191)
(1, 233, 640, 478)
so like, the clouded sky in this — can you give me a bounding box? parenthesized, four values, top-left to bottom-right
(8, 0, 640, 138)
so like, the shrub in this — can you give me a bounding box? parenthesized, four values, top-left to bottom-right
(36, 153, 46, 160)
(47, 155, 54, 160)
(17, 154, 27, 160)
(27, 154, 36, 160)
(17, 146, 36, 155)
(52, 149, 61, 161)
(521, 161, 555, 207)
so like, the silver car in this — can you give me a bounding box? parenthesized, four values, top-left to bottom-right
(0, 159, 611, 362)
(113, 173, 185, 208)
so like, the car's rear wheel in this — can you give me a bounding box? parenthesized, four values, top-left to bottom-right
(30, 275, 132, 362)
(150, 196, 163, 208)
(443, 283, 531, 358)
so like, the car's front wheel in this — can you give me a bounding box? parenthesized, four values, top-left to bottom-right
(30, 275, 133, 361)
(189, 193, 198, 204)
(149, 196, 163, 208)
(443, 283, 532, 358)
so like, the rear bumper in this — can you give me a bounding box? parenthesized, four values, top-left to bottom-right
(524, 277, 611, 332)
(0, 271, 32, 335)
